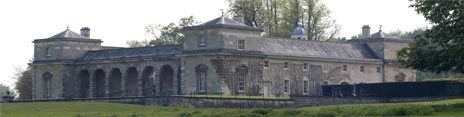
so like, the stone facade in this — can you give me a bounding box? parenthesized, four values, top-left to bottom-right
(31, 16, 415, 100)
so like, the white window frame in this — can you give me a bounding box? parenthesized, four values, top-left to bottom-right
(264, 61, 269, 69)
(284, 62, 289, 70)
(198, 71, 206, 92)
(238, 71, 245, 92)
(360, 66, 365, 73)
(303, 63, 309, 71)
(342, 65, 348, 72)
(237, 40, 245, 50)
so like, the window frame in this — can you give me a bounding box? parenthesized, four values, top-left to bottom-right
(237, 40, 245, 50)
(303, 80, 309, 95)
(264, 61, 269, 69)
(284, 62, 289, 70)
(198, 35, 207, 47)
(360, 66, 365, 73)
(303, 63, 309, 71)
(342, 65, 348, 72)
(284, 79, 290, 93)
(377, 67, 381, 73)
(46, 47, 52, 57)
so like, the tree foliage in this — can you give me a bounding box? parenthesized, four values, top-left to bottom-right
(14, 66, 32, 100)
(126, 16, 199, 47)
(398, 0, 464, 73)
(228, 0, 339, 40)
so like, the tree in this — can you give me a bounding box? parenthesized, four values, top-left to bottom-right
(227, 0, 339, 40)
(126, 16, 199, 47)
(14, 66, 32, 100)
(398, 0, 464, 73)
(0, 84, 15, 101)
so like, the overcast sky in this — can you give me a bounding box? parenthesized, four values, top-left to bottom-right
(0, 0, 429, 88)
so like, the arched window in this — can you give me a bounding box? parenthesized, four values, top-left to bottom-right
(196, 64, 208, 92)
(42, 72, 52, 98)
(236, 65, 248, 92)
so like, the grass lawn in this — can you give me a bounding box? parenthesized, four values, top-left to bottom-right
(1, 99, 464, 117)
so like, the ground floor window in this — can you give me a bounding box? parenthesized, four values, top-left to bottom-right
(303, 80, 308, 94)
(284, 80, 289, 93)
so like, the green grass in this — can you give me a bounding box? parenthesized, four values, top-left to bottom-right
(421, 77, 464, 81)
(2, 99, 464, 117)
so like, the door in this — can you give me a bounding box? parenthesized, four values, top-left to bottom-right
(264, 85, 269, 96)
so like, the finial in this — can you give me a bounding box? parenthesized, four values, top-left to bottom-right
(221, 9, 224, 16)
(379, 25, 382, 32)
(67, 26, 69, 30)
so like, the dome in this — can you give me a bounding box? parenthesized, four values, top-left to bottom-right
(292, 26, 306, 36)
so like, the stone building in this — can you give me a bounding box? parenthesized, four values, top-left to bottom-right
(31, 16, 414, 100)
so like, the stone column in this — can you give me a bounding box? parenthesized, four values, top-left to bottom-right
(88, 70, 95, 98)
(105, 70, 111, 97)
(32, 66, 37, 100)
(137, 68, 144, 96)
(173, 66, 179, 95)
(121, 69, 127, 97)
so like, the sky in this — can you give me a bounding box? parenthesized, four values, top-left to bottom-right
(0, 0, 429, 88)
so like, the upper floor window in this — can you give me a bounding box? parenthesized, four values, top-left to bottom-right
(360, 66, 365, 73)
(198, 35, 207, 47)
(284, 62, 289, 70)
(46, 47, 52, 57)
(377, 67, 381, 73)
(238, 40, 245, 50)
(303, 63, 309, 71)
(264, 61, 269, 69)
(342, 65, 348, 72)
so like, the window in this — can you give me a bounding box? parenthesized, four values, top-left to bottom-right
(264, 61, 269, 69)
(303, 80, 309, 94)
(377, 67, 381, 73)
(284, 80, 290, 93)
(323, 64, 330, 72)
(342, 65, 347, 72)
(46, 47, 52, 57)
(238, 40, 245, 50)
(198, 35, 207, 47)
(42, 72, 52, 98)
(237, 65, 248, 92)
(196, 64, 208, 92)
(238, 72, 245, 92)
(284, 62, 289, 69)
(360, 66, 365, 73)
(303, 63, 309, 71)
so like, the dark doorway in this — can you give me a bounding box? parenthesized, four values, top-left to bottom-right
(159, 65, 174, 95)
(93, 69, 105, 97)
(78, 70, 90, 98)
(142, 66, 155, 96)
(109, 68, 122, 97)
(126, 67, 138, 96)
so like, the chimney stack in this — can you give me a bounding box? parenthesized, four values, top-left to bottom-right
(233, 15, 244, 24)
(362, 25, 371, 38)
(80, 27, 90, 38)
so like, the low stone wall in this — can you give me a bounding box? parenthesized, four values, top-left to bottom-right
(9, 96, 451, 108)
(290, 96, 449, 107)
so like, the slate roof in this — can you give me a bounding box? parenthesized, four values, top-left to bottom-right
(48, 28, 88, 39)
(252, 38, 379, 60)
(79, 45, 183, 62)
(370, 30, 399, 39)
(183, 16, 262, 31)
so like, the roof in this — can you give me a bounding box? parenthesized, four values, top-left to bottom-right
(48, 28, 88, 39)
(292, 26, 306, 36)
(253, 38, 379, 60)
(370, 30, 399, 39)
(183, 16, 262, 31)
(79, 45, 183, 62)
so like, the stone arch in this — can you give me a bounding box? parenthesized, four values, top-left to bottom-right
(195, 64, 208, 93)
(109, 68, 122, 97)
(340, 81, 350, 85)
(395, 72, 406, 82)
(142, 66, 155, 97)
(78, 70, 90, 98)
(42, 72, 53, 98)
(159, 65, 174, 95)
(126, 67, 138, 96)
(93, 69, 106, 97)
